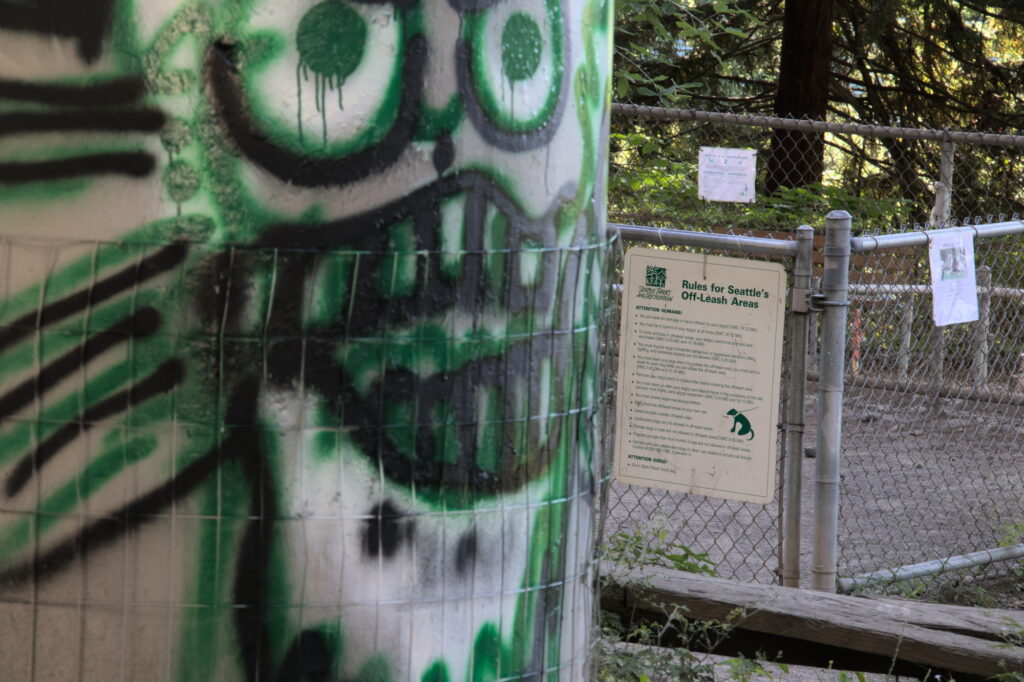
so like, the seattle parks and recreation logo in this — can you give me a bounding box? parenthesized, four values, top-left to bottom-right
(645, 265, 667, 288)
(637, 264, 673, 301)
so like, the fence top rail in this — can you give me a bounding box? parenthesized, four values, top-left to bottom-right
(850, 220, 1024, 252)
(849, 283, 1024, 299)
(612, 103, 1024, 149)
(609, 223, 800, 258)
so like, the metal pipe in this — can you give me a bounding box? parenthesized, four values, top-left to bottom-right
(837, 544, 1024, 593)
(608, 223, 798, 257)
(898, 300, 914, 380)
(808, 276, 821, 373)
(611, 103, 1024, 149)
(930, 325, 945, 379)
(973, 265, 991, 384)
(812, 210, 852, 592)
(848, 282, 1024, 299)
(929, 141, 955, 227)
(851, 220, 1024, 252)
(781, 226, 814, 587)
(610, 102, 1024, 147)
(807, 369, 1024, 408)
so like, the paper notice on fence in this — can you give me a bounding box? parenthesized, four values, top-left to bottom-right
(929, 227, 978, 326)
(698, 147, 756, 203)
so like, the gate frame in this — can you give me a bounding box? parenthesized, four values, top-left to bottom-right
(607, 216, 1024, 593)
(608, 222, 814, 587)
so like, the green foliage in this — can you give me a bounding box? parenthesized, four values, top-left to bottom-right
(835, 671, 867, 682)
(603, 526, 717, 575)
(597, 610, 719, 682)
(614, 0, 757, 107)
(610, 0, 1024, 229)
(1000, 521, 1024, 548)
(608, 126, 916, 231)
(999, 521, 1024, 593)
(724, 653, 781, 682)
(598, 524, 722, 680)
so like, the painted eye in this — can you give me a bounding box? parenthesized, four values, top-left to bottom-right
(207, 0, 424, 187)
(290, 1, 399, 148)
(457, 0, 567, 149)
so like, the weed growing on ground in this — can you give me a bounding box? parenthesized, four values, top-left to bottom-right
(598, 523, 726, 681)
(603, 526, 717, 576)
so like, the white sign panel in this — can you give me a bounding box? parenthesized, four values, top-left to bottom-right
(698, 146, 757, 203)
(614, 249, 786, 504)
(929, 227, 978, 327)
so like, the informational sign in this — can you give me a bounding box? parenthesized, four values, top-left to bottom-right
(614, 249, 786, 504)
(929, 227, 978, 326)
(698, 147, 757, 203)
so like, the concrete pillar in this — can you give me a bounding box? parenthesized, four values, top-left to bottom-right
(0, 1, 611, 679)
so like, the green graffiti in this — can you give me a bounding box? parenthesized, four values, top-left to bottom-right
(502, 13, 543, 82)
(464, 0, 565, 132)
(297, 2, 367, 83)
(161, 117, 193, 156)
(296, 0, 368, 142)
(0, 0, 612, 679)
(421, 660, 452, 682)
(164, 160, 201, 202)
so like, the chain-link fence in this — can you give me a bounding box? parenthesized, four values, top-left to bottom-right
(600, 226, 801, 586)
(602, 104, 1024, 593)
(836, 231, 1024, 596)
(609, 104, 1024, 234)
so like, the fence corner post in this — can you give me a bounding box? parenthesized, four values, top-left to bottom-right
(812, 210, 852, 592)
(972, 265, 991, 385)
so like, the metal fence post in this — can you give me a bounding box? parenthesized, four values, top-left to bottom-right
(972, 265, 991, 384)
(781, 226, 814, 587)
(808, 276, 821, 373)
(929, 141, 956, 227)
(898, 299, 914, 379)
(812, 210, 852, 592)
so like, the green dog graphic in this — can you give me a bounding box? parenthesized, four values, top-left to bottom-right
(726, 408, 755, 440)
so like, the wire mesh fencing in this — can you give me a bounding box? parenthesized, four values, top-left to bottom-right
(609, 103, 1024, 234)
(837, 234, 1024, 596)
(603, 103, 1024, 593)
(0, 231, 606, 680)
(598, 229, 798, 586)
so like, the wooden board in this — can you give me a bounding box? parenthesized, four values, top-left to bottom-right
(601, 562, 1024, 680)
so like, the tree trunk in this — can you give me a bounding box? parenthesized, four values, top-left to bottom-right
(765, 0, 835, 194)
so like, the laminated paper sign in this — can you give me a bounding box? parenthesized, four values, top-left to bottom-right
(698, 146, 757, 203)
(614, 249, 786, 504)
(929, 227, 978, 327)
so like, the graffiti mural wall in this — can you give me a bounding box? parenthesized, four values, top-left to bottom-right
(0, 0, 611, 680)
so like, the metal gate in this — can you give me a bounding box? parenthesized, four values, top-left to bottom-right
(601, 215, 1024, 593)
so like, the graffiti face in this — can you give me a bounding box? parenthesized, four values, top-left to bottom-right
(0, 1, 610, 680)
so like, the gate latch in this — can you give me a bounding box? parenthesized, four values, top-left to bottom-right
(790, 286, 811, 313)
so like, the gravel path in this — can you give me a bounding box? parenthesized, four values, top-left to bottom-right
(604, 379, 1024, 593)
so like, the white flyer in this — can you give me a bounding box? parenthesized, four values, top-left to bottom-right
(698, 146, 756, 203)
(929, 227, 978, 326)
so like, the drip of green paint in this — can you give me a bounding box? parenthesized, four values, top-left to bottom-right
(501, 12, 543, 83)
(295, 1, 368, 144)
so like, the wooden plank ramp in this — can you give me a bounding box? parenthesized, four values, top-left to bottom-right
(601, 562, 1024, 681)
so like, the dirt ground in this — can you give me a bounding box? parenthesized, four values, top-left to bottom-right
(601, 377, 1024, 678)
(605, 378, 1024, 592)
